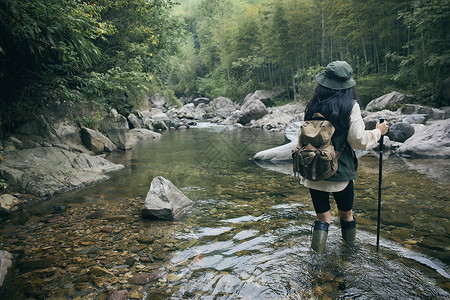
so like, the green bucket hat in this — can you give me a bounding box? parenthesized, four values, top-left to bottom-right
(316, 61, 356, 90)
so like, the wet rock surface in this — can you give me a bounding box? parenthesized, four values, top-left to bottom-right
(0, 147, 124, 198)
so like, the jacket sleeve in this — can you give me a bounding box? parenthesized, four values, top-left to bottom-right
(347, 102, 382, 150)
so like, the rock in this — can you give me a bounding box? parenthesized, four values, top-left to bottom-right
(204, 97, 237, 119)
(102, 109, 131, 150)
(0, 153, 3, 164)
(128, 271, 160, 285)
(387, 122, 415, 143)
(14, 100, 104, 153)
(177, 103, 196, 119)
(109, 290, 128, 300)
(362, 110, 402, 129)
(193, 103, 207, 120)
(0, 147, 124, 198)
(242, 88, 285, 106)
(189, 97, 211, 107)
(149, 93, 166, 108)
(284, 122, 302, 142)
(81, 127, 117, 154)
(365, 91, 406, 111)
(127, 113, 142, 129)
(0, 194, 22, 214)
(397, 119, 450, 158)
(401, 104, 446, 120)
(8, 136, 23, 149)
(0, 250, 13, 287)
(142, 176, 194, 220)
(127, 128, 162, 145)
(252, 103, 304, 131)
(237, 99, 268, 125)
(402, 114, 428, 124)
(254, 141, 296, 162)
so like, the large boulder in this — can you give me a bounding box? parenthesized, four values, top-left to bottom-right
(387, 122, 415, 143)
(13, 100, 104, 153)
(0, 194, 22, 215)
(102, 109, 131, 150)
(81, 127, 117, 153)
(254, 141, 296, 162)
(177, 103, 196, 119)
(396, 119, 450, 158)
(237, 99, 268, 125)
(142, 176, 194, 220)
(365, 91, 406, 111)
(204, 97, 237, 119)
(127, 128, 162, 145)
(0, 250, 13, 287)
(0, 147, 124, 198)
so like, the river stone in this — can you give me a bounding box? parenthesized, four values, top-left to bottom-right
(109, 290, 128, 300)
(127, 113, 142, 129)
(387, 122, 415, 143)
(81, 127, 117, 154)
(204, 97, 237, 119)
(0, 147, 124, 198)
(142, 176, 194, 220)
(0, 250, 13, 287)
(128, 271, 160, 285)
(102, 109, 131, 150)
(254, 141, 296, 162)
(177, 103, 196, 119)
(242, 88, 285, 106)
(0, 194, 22, 214)
(127, 128, 162, 145)
(397, 119, 450, 158)
(365, 91, 406, 111)
(237, 99, 268, 125)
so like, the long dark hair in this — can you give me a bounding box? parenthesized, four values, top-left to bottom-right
(304, 85, 357, 133)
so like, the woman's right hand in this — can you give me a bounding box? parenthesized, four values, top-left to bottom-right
(376, 121, 389, 135)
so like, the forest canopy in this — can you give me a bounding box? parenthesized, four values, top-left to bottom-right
(0, 0, 449, 137)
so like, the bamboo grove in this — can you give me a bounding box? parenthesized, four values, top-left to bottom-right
(168, 0, 449, 107)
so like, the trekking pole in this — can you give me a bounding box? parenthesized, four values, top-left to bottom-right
(376, 118, 385, 251)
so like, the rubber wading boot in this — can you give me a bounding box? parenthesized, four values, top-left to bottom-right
(311, 220, 330, 253)
(340, 217, 356, 242)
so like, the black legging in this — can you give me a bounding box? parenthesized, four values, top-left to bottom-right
(309, 181, 354, 214)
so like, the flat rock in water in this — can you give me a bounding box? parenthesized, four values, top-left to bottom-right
(0, 147, 124, 198)
(142, 176, 194, 220)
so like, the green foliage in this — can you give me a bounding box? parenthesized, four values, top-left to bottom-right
(0, 0, 184, 136)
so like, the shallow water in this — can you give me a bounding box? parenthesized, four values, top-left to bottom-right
(0, 125, 449, 299)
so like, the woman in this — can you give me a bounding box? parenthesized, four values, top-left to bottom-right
(300, 61, 389, 253)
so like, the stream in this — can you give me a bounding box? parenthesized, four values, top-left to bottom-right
(0, 124, 449, 299)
